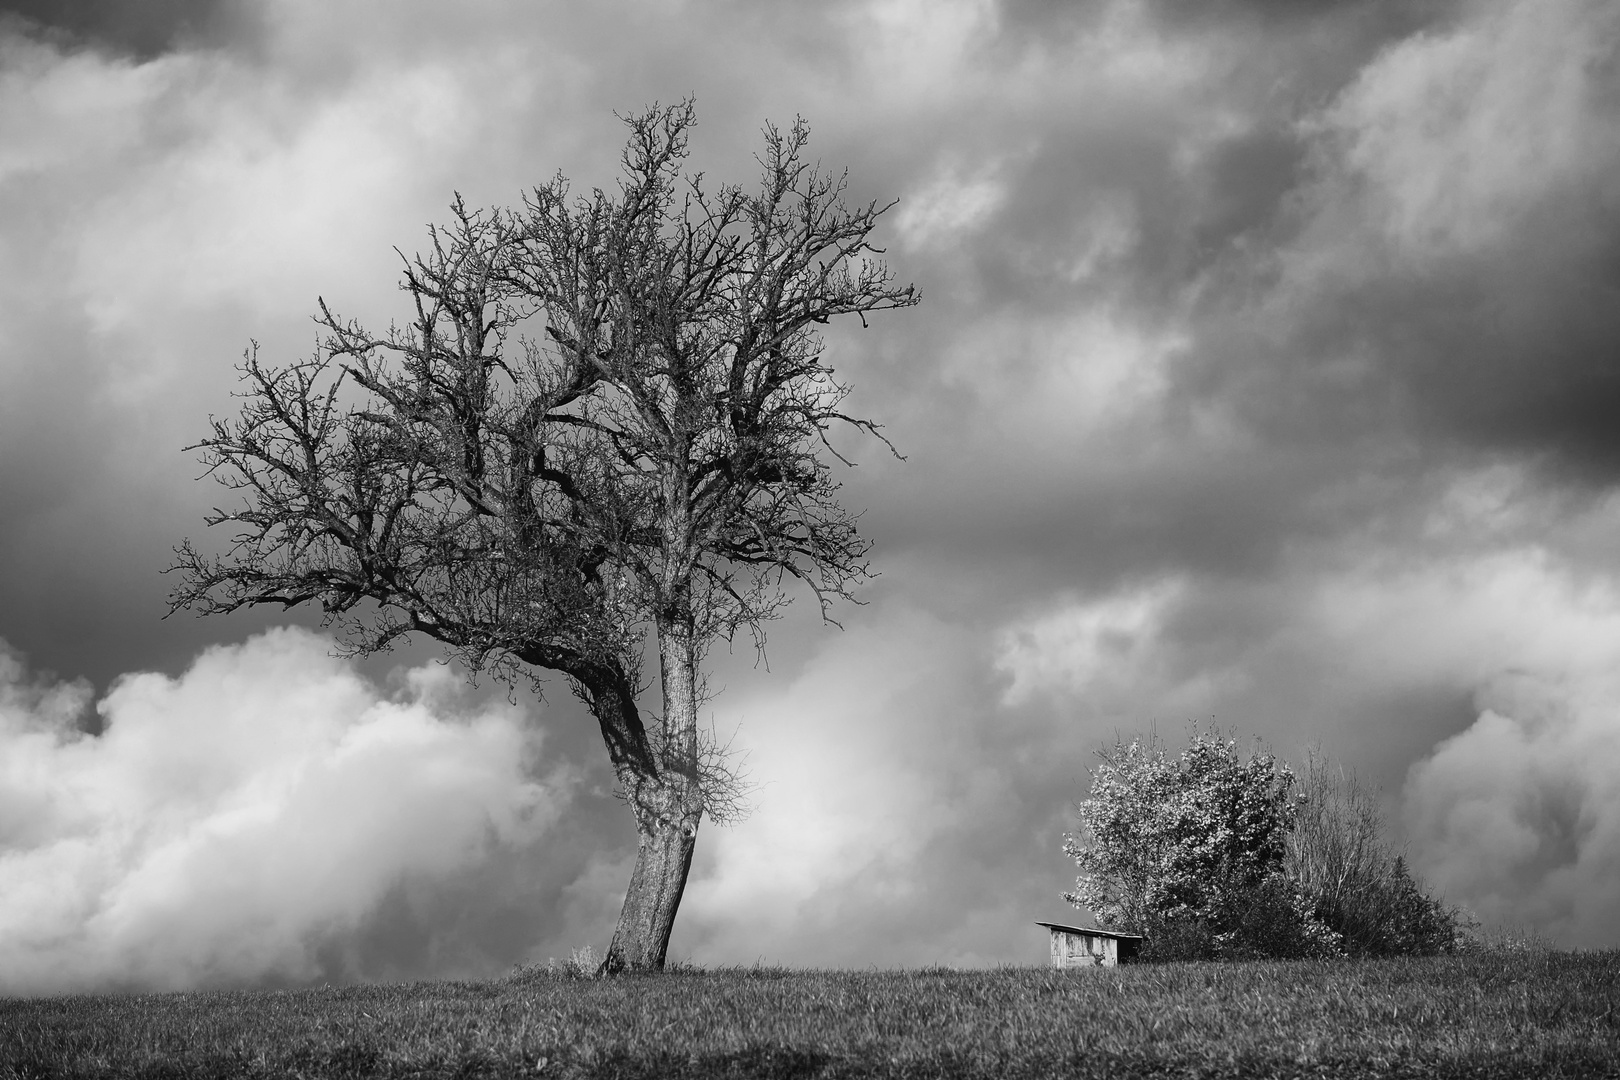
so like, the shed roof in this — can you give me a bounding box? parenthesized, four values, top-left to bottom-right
(1035, 921, 1144, 941)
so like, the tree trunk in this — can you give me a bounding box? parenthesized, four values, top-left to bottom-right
(601, 792, 700, 972)
(601, 606, 704, 973)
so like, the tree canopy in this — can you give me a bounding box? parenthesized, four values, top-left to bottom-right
(1065, 730, 1300, 939)
(171, 101, 918, 970)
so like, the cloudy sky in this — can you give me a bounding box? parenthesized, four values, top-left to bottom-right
(1, 0, 1618, 993)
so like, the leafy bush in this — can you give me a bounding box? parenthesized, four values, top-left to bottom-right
(1064, 729, 1338, 959)
(1066, 732, 1466, 961)
(1137, 873, 1340, 962)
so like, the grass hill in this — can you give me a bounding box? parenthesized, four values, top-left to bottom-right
(4, 951, 1617, 1078)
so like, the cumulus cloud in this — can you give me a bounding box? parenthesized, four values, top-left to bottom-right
(1318, 0, 1613, 261)
(1406, 672, 1620, 947)
(0, 627, 578, 994)
(3, 0, 1620, 976)
(896, 166, 1006, 251)
(995, 581, 1184, 710)
(1186, 0, 1620, 473)
(1309, 543, 1620, 945)
(680, 604, 1084, 967)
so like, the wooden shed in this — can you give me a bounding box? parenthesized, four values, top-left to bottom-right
(1036, 922, 1144, 968)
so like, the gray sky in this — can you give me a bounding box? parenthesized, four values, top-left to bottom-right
(2, 0, 1618, 991)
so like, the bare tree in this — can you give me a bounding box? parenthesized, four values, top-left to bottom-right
(169, 101, 918, 972)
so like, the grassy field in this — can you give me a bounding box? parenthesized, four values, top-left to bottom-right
(3, 952, 1617, 1079)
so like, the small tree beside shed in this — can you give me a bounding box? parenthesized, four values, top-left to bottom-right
(1062, 728, 1332, 960)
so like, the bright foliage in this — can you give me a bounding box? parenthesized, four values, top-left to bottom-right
(1064, 730, 1337, 959)
(1065, 730, 1465, 960)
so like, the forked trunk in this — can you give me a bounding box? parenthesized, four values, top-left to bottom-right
(601, 605, 704, 973)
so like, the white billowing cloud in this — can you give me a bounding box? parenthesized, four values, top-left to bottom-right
(0, 627, 572, 994)
(896, 166, 1006, 250)
(1309, 547, 1620, 691)
(0, 38, 150, 187)
(679, 605, 1076, 967)
(1187, 0, 1620, 472)
(59, 54, 511, 405)
(1316, 0, 1619, 263)
(843, 0, 999, 104)
(932, 309, 1184, 458)
(680, 609, 965, 961)
(1406, 671, 1620, 946)
(995, 580, 1185, 709)
(1341, 543, 1620, 946)
(78, 64, 454, 307)
(1278, 546, 1620, 942)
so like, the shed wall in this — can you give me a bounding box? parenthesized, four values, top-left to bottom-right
(1049, 930, 1120, 968)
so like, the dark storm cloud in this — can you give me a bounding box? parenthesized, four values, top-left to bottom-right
(0, 119, 190, 695)
(814, 0, 1620, 956)
(842, 0, 1620, 598)
(3, 0, 1620, 985)
(0, 0, 240, 58)
(1194, 244, 1620, 475)
(1141, 0, 1458, 31)
(1171, 0, 1620, 483)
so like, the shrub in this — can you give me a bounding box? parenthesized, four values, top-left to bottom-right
(1138, 872, 1343, 962)
(1285, 754, 1464, 956)
(1066, 733, 1467, 961)
(1064, 728, 1337, 959)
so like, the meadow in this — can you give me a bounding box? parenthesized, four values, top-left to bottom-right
(3, 951, 1617, 1079)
